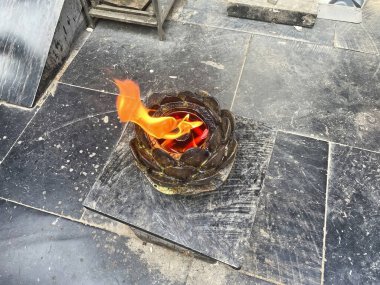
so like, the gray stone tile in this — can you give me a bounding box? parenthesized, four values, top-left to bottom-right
(334, 22, 378, 55)
(0, 0, 64, 106)
(232, 35, 380, 152)
(242, 132, 328, 285)
(0, 104, 35, 162)
(0, 199, 192, 285)
(362, 0, 380, 53)
(186, 259, 275, 285)
(172, 0, 335, 46)
(324, 144, 380, 285)
(84, 117, 276, 268)
(0, 83, 123, 219)
(60, 20, 251, 109)
(81, 208, 196, 257)
(333, 0, 380, 55)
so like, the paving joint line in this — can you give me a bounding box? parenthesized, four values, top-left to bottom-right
(58, 81, 118, 96)
(320, 142, 333, 285)
(276, 129, 380, 154)
(230, 34, 252, 111)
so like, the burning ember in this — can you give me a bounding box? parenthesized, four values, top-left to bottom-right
(116, 79, 237, 195)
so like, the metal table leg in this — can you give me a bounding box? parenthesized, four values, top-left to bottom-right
(152, 0, 165, 40)
(79, 0, 95, 28)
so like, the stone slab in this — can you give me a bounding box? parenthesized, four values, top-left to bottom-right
(59, 20, 251, 109)
(0, 83, 123, 219)
(186, 259, 275, 285)
(318, 3, 362, 23)
(334, 0, 380, 54)
(361, 0, 380, 53)
(0, 0, 64, 106)
(171, 0, 335, 46)
(0, 104, 35, 162)
(227, 0, 318, 28)
(83, 117, 276, 268)
(324, 144, 380, 284)
(232, 35, 380, 152)
(241, 132, 328, 285)
(0, 199, 193, 285)
(334, 21, 378, 55)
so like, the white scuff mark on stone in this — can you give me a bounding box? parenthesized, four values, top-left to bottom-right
(17, 141, 23, 144)
(55, 144, 61, 149)
(81, 171, 88, 176)
(69, 168, 74, 172)
(150, 69, 154, 73)
(260, 229, 270, 238)
(94, 165, 99, 169)
(58, 201, 62, 205)
(294, 26, 302, 31)
(42, 191, 46, 195)
(78, 198, 83, 202)
(102, 116, 109, 124)
(66, 160, 70, 163)
(51, 217, 60, 225)
(79, 150, 83, 153)
(200, 61, 225, 70)
(2, 136, 7, 139)
(61, 166, 66, 169)
(89, 153, 96, 158)
(38, 137, 44, 141)
(86, 27, 93, 32)
(75, 187, 79, 190)
(169, 76, 177, 79)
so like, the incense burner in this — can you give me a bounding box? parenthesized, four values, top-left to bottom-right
(130, 91, 237, 195)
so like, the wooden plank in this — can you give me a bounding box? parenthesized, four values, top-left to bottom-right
(227, 0, 318, 28)
(102, 0, 151, 10)
(89, 8, 157, 26)
(96, 3, 154, 16)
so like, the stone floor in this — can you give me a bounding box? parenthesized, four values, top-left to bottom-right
(0, 0, 379, 284)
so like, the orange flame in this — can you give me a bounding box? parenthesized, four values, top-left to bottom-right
(115, 79, 203, 140)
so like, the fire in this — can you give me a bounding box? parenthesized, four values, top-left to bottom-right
(115, 79, 203, 140)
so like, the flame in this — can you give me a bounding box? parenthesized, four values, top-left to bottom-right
(115, 79, 203, 140)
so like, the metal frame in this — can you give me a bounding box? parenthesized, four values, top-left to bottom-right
(83, 0, 177, 40)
